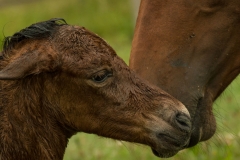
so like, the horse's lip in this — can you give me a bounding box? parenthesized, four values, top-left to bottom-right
(150, 133, 187, 158)
(151, 148, 160, 157)
(157, 133, 182, 147)
(188, 130, 200, 147)
(151, 148, 178, 158)
(186, 99, 203, 147)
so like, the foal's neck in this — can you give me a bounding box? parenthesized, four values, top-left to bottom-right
(0, 81, 70, 160)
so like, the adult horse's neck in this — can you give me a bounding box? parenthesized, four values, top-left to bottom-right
(130, 0, 240, 146)
(0, 79, 71, 160)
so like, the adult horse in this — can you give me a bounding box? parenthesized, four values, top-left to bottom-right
(130, 0, 240, 152)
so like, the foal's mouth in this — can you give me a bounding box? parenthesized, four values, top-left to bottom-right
(150, 133, 189, 158)
(151, 147, 179, 158)
(151, 148, 178, 158)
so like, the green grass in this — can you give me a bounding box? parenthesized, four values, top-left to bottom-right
(1, 0, 240, 160)
(0, 0, 133, 62)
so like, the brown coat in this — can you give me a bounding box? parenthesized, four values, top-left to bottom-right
(0, 18, 190, 159)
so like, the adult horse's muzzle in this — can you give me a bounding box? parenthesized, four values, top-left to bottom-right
(185, 97, 217, 148)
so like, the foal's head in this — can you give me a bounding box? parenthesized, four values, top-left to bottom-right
(0, 18, 191, 158)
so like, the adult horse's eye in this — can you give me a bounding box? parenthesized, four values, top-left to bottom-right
(91, 70, 113, 83)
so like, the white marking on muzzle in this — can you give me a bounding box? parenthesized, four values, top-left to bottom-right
(179, 103, 190, 118)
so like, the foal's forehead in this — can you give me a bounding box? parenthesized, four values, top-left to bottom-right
(56, 25, 97, 40)
(55, 26, 121, 71)
(54, 25, 116, 56)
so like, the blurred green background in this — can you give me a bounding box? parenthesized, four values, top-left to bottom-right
(0, 0, 240, 159)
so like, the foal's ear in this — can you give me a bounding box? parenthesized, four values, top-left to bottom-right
(0, 51, 59, 80)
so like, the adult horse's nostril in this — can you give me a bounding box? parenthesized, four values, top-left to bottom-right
(174, 113, 191, 133)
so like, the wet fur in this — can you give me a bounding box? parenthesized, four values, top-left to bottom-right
(0, 18, 190, 159)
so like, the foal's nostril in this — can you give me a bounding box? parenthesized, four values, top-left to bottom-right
(174, 113, 191, 133)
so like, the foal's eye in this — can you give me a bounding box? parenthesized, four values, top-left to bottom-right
(91, 70, 113, 83)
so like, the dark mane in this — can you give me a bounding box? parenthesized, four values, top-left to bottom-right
(3, 18, 67, 51)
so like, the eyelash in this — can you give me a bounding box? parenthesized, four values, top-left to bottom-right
(91, 70, 113, 83)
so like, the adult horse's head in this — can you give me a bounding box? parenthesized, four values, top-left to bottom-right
(130, 0, 240, 148)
